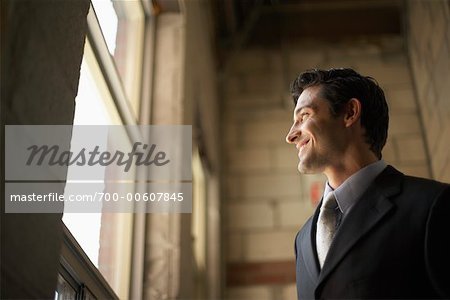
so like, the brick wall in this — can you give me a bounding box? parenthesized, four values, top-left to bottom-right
(222, 35, 429, 299)
(407, 0, 450, 182)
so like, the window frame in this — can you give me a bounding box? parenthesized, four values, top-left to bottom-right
(58, 0, 155, 299)
(59, 223, 119, 300)
(86, 1, 138, 125)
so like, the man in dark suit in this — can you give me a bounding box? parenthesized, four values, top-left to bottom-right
(285, 68, 450, 299)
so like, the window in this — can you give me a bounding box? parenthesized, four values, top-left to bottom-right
(91, 0, 145, 118)
(59, 1, 151, 299)
(192, 148, 207, 299)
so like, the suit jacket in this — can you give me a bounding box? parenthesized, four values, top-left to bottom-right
(295, 165, 450, 299)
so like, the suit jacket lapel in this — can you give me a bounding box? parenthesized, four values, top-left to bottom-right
(316, 166, 402, 288)
(301, 203, 321, 281)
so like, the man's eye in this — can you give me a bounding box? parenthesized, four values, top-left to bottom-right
(300, 113, 310, 121)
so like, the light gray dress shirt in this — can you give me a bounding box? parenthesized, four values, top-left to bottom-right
(322, 160, 388, 221)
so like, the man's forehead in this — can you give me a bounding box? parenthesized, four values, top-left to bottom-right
(294, 86, 322, 111)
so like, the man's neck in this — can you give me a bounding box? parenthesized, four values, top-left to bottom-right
(325, 154, 379, 189)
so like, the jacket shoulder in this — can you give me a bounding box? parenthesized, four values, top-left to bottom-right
(402, 173, 450, 200)
(379, 165, 449, 200)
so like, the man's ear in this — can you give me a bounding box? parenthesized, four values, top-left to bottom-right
(344, 98, 362, 127)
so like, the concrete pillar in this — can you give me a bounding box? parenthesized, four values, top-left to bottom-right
(1, 0, 89, 298)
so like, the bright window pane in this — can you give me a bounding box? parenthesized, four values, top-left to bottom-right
(91, 0, 118, 55)
(63, 39, 121, 267)
(92, 0, 145, 119)
(63, 39, 132, 299)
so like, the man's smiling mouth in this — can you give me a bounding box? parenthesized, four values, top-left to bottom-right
(297, 139, 310, 154)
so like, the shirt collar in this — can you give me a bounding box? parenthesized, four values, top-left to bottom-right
(323, 160, 387, 215)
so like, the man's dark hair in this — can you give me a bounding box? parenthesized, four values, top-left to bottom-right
(290, 68, 389, 159)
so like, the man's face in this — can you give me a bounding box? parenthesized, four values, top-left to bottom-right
(286, 85, 348, 174)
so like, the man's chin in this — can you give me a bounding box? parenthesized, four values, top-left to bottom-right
(298, 164, 312, 174)
(297, 161, 320, 174)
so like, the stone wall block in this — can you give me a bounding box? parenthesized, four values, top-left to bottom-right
(227, 203, 275, 230)
(241, 174, 301, 198)
(244, 231, 297, 261)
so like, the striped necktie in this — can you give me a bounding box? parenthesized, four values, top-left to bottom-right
(316, 192, 340, 268)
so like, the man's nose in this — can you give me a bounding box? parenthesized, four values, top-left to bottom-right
(286, 125, 300, 144)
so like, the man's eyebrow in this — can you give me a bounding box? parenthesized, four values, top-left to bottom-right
(294, 104, 316, 116)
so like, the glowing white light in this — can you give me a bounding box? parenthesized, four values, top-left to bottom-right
(91, 0, 118, 55)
